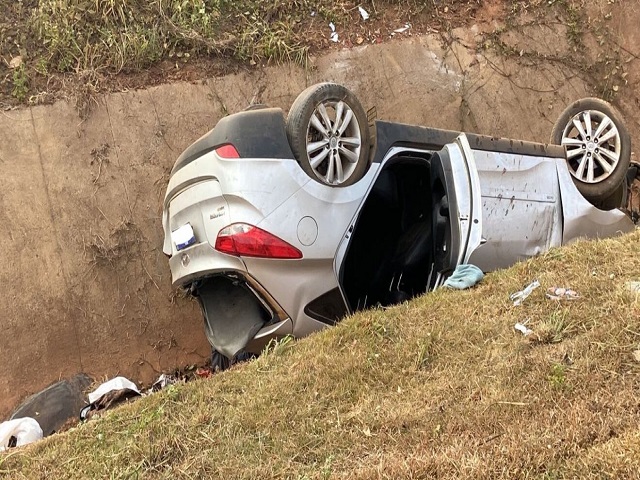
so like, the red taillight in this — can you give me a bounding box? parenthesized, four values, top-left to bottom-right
(215, 223, 302, 259)
(215, 144, 240, 159)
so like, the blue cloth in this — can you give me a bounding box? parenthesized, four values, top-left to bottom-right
(443, 264, 484, 290)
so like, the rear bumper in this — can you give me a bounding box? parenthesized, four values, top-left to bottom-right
(168, 242, 247, 287)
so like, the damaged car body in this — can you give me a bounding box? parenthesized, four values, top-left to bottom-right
(162, 83, 635, 364)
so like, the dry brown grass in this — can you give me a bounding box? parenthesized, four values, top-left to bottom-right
(2, 230, 640, 479)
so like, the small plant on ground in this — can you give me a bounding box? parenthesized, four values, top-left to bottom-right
(548, 363, 569, 390)
(11, 65, 29, 101)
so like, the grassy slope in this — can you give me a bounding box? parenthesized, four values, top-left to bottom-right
(2, 231, 640, 479)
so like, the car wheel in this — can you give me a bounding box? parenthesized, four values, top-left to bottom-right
(551, 97, 631, 202)
(593, 181, 627, 211)
(286, 83, 371, 187)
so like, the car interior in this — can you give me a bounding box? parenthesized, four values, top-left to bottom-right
(341, 151, 453, 310)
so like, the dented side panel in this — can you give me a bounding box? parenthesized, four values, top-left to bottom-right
(467, 150, 563, 271)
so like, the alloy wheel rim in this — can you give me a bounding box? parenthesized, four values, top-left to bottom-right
(306, 100, 362, 185)
(561, 109, 621, 184)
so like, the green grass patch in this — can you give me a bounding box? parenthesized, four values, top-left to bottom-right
(1, 0, 480, 104)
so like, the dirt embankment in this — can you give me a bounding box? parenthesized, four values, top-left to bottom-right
(2, 0, 640, 418)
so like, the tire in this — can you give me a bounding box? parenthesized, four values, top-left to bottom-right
(593, 181, 627, 211)
(551, 97, 631, 202)
(286, 83, 370, 187)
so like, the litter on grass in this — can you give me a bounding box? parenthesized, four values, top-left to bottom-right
(443, 264, 484, 290)
(329, 22, 339, 42)
(0, 417, 43, 451)
(150, 374, 181, 392)
(626, 281, 640, 293)
(88, 377, 140, 403)
(358, 6, 369, 20)
(81, 377, 142, 420)
(510, 280, 540, 306)
(546, 287, 580, 301)
(514, 322, 533, 337)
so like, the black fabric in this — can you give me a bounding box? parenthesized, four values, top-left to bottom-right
(10, 373, 93, 436)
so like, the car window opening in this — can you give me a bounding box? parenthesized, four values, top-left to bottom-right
(341, 152, 451, 310)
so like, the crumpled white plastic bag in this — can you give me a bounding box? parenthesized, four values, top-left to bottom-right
(88, 377, 140, 404)
(0, 417, 43, 451)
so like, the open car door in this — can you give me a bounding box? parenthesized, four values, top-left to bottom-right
(337, 133, 483, 311)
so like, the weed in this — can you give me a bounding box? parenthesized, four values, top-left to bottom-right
(262, 335, 294, 356)
(548, 363, 568, 390)
(11, 65, 29, 101)
(414, 333, 438, 370)
(534, 310, 575, 344)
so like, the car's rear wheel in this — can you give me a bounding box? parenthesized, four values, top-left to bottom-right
(551, 97, 631, 202)
(286, 83, 370, 187)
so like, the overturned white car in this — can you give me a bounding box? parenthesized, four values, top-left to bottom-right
(162, 83, 635, 368)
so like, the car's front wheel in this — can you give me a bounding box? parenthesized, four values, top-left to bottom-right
(286, 83, 371, 187)
(551, 97, 631, 202)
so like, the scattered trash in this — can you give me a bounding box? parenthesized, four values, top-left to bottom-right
(358, 6, 370, 20)
(329, 22, 339, 42)
(393, 24, 411, 34)
(633, 350, 640, 363)
(88, 377, 140, 404)
(514, 322, 533, 337)
(10, 373, 93, 437)
(0, 418, 43, 451)
(626, 281, 640, 293)
(510, 280, 540, 306)
(150, 373, 180, 392)
(195, 367, 212, 378)
(81, 377, 142, 420)
(9, 56, 23, 69)
(443, 264, 484, 290)
(546, 287, 580, 301)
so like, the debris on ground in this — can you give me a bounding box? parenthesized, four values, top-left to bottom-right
(546, 287, 580, 301)
(510, 280, 540, 306)
(81, 377, 141, 420)
(9, 56, 23, 69)
(443, 264, 484, 290)
(88, 377, 140, 404)
(0, 418, 43, 451)
(150, 374, 182, 393)
(10, 373, 93, 437)
(514, 322, 533, 337)
(625, 281, 640, 293)
(195, 367, 212, 378)
(393, 24, 411, 34)
(358, 6, 370, 21)
(329, 23, 339, 43)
